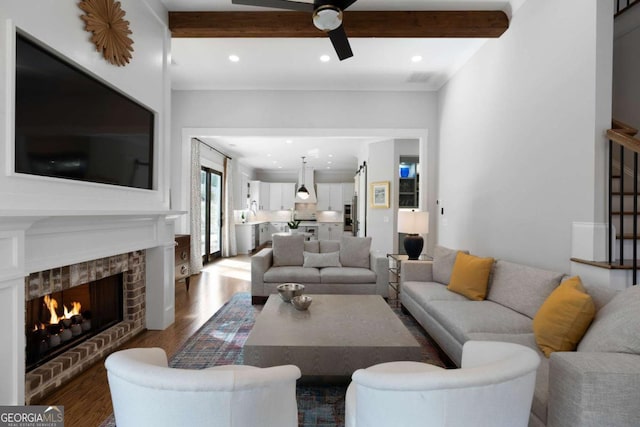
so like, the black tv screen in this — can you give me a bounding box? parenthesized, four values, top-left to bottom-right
(15, 33, 154, 190)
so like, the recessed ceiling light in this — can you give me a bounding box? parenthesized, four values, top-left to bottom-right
(229, 54, 240, 62)
(411, 55, 423, 63)
(328, 161, 333, 164)
(285, 139, 293, 144)
(326, 166, 331, 169)
(272, 160, 277, 164)
(267, 153, 272, 157)
(278, 166, 283, 169)
(320, 55, 331, 63)
(328, 154, 333, 157)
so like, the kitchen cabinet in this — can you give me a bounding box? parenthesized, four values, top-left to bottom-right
(259, 223, 271, 245)
(236, 223, 259, 254)
(268, 183, 295, 211)
(250, 180, 271, 211)
(235, 175, 250, 210)
(318, 222, 344, 241)
(342, 183, 355, 204)
(316, 184, 343, 211)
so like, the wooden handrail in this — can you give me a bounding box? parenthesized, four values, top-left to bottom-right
(612, 118, 639, 136)
(608, 129, 640, 154)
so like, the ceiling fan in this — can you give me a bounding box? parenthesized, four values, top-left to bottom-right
(231, 0, 358, 61)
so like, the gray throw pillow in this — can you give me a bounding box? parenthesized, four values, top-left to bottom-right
(577, 285, 640, 354)
(487, 260, 564, 318)
(304, 241, 320, 253)
(432, 245, 469, 284)
(339, 236, 372, 268)
(320, 240, 341, 253)
(303, 251, 341, 268)
(272, 234, 304, 266)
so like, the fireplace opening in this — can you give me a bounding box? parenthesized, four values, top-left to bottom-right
(25, 274, 124, 372)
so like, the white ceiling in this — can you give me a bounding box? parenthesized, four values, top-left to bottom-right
(162, 0, 525, 171)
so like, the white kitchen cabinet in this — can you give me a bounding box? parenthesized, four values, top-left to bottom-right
(342, 183, 355, 204)
(235, 175, 250, 210)
(316, 184, 343, 211)
(259, 223, 270, 245)
(236, 224, 257, 254)
(269, 222, 287, 236)
(268, 183, 295, 211)
(318, 222, 344, 241)
(249, 181, 271, 211)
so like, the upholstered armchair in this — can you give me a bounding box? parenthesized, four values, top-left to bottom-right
(105, 347, 301, 427)
(345, 340, 540, 427)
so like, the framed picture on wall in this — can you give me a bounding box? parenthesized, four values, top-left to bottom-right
(370, 181, 390, 208)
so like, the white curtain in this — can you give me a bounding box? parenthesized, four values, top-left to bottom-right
(222, 157, 238, 257)
(189, 139, 203, 274)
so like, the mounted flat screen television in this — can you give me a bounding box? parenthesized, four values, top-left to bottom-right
(14, 33, 154, 190)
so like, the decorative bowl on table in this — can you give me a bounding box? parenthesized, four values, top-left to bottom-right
(277, 283, 305, 302)
(291, 295, 313, 311)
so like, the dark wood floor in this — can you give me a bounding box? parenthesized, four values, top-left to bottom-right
(33, 256, 251, 427)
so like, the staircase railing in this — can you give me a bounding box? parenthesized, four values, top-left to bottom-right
(616, 0, 640, 16)
(608, 119, 640, 285)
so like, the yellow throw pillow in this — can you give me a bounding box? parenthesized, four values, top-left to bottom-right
(447, 252, 494, 301)
(533, 276, 595, 358)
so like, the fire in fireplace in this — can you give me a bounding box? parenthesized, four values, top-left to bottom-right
(25, 274, 124, 371)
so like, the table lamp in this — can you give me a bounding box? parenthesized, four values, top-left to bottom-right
(397, 209, 429, 260)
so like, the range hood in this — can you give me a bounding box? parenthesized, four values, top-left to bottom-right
(296, 166, 317, 203)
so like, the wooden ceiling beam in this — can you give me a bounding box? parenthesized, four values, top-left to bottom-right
(168, 11, 509, 39)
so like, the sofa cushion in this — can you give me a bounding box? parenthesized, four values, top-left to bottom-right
(427, 300, 533, 345)
(578, 285, 640, 354)
(263, 266, 321, 283)
(339, 236, 371, 268)
(432, 245, 469, 284)
(272, 234, 305, 266)
(447, 253, 494, 301)
(320, 267, 376, 284)
(402, 281, 469, 305)
(487, 260, 564, 318)
(303, 251, 341, 268)
(304, 240, 320, 253)
(533, 276, 595, 357)
(320, 240, 341, 253)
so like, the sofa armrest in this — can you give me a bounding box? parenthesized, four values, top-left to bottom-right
(251, 248, 273, 296)
(400, 260, 434, 283)
(548, 351, 640, 427)
(370, 252, 389, 298)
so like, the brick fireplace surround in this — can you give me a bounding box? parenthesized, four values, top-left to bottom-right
(0, 212, 179, 406)
(25, 251, 146, 404)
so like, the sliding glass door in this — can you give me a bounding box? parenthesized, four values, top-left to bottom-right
(201, 167, 223, 264)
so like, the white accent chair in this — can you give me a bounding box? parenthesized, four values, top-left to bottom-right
(105, 347, 301, 427)
(345, 340, 540, 427)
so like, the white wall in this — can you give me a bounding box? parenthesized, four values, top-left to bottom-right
(0, 0, 170, 212)
(171, 90, 438, 236)
(0, 0, 172, 405)
(437, 0, 613, 272)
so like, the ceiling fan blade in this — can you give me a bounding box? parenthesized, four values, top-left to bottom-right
(332, 0, 358, 11)
(327, 24, 353, 61)
(231, 0, 314, 12)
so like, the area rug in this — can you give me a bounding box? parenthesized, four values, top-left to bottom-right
(100, 292, 445, 427)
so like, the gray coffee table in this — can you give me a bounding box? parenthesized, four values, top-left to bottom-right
(244, 294, 422, 379)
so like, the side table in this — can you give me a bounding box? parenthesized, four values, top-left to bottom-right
(387, 253, 432, 298)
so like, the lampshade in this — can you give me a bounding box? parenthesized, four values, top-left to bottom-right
(397, 210, 429, 235)
(297, 185, 309, 199)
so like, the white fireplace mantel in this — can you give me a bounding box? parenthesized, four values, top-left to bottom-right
(0, 209, 185, 405)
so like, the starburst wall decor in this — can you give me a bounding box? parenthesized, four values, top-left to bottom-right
(79, 0, 134, 66)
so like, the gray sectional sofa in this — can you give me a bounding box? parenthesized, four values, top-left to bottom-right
(400, 246, 640, 427)
(251, 234, 388, 304)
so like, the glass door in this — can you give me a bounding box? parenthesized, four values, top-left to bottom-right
(201, 167, 223, 264)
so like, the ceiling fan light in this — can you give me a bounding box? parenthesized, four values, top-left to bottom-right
(312, 6, 343, 32)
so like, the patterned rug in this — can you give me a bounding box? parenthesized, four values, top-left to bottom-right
(100, 293, 445, 427)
